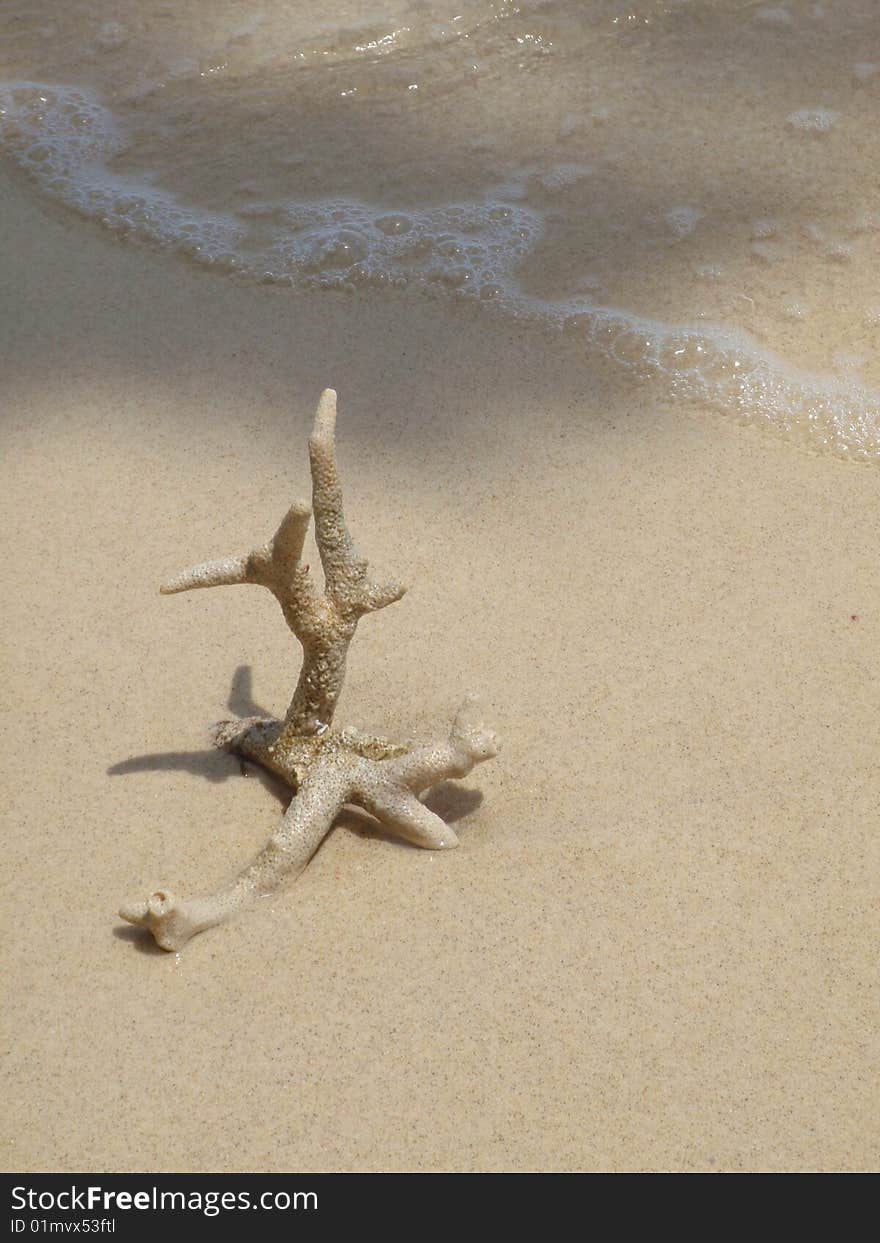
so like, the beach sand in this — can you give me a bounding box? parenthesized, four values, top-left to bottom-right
(1, 164, 877, 1172)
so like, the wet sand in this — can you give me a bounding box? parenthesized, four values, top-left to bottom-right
(1, 167, 878, 1172)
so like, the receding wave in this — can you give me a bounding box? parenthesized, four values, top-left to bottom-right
(2, 77, 879, 460)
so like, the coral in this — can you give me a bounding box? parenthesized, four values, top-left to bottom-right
(159, 389, 406, 737)
(119, 389, 499, 951)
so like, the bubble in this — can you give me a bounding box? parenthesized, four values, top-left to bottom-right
(346, 263, 371, 287)
(591, 321, 618, 349)
(699, 348, 758, 387)
(401, 234, 436, 258)
(436, 238, 464, 258)
(666, 206, 703, 238)
(657, 333, 712, 372)
(375, 214, 412, 235)
(302, 228, 369, 270)
(427, 266, 471, 288)
(787, 108, 838, 133)
(609, 329, 656, 371)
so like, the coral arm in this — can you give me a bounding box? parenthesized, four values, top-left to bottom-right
(308, 388, 407, 617)
(119, 699, 499, 951)
(119, 765, 350, 952)
(359, 786, 459, 849)
(160, 554, 250, 594)
(382, 695, 501, 792)
(263, 501, 311, 572)
(308, 387, 365, 594)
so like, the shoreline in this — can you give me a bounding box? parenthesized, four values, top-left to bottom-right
(1, 167, 878, 1172)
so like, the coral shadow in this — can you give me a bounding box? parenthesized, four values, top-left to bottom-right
(423, 781, 483, 824)
(106, 665, 289, 804)
(340, 782, 484, 848)
(226, 665, 273, 719)
(111, 923, 170, 956)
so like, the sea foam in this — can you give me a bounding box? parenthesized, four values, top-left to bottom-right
(3, 78, 880, 460)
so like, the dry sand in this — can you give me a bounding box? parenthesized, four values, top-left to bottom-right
(1, 165, 878, 1172)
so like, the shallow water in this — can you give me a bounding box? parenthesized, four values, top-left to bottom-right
(3, 0, 880, 455)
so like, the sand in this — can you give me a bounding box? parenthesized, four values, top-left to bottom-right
(1, 163, 878, 1172)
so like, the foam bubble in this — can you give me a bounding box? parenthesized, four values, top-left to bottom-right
(666, 206, 703, 239)
(0, 79, 541, 300)
(0, 81, 243, 258)
(259, 197, 541, 294)
(787, 107, 839, 133)
(556, 301, 880, 458)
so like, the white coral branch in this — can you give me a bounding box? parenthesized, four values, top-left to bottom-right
(160, 390, 406, 735)
(120, 699, 500, 951)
